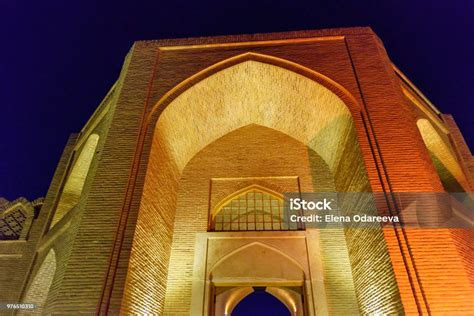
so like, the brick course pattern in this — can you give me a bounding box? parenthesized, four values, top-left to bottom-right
(0, 27, 472, 315)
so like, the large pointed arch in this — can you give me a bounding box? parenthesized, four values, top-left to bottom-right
(121, 52, 403, 315)
(150, 54, 363, 175)
(146, 52, 361, 126)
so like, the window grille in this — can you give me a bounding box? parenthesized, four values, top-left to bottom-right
(0, 208, 27, 240)
(211, 186, 300, 231)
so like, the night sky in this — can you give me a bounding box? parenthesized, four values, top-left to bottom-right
(1, 0, 473, 200)
(232, 290, 291, 315)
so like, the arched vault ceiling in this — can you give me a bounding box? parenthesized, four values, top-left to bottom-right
(154, 60, 355, 173)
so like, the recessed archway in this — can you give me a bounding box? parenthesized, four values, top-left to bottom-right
(122, 53, 401, 315)
(153, 59, 358, 174)
(20, 249, 56, 315)
(51, 134, 100, 226)
(417, 118, 467, 192)
(210, 242, 305, 316)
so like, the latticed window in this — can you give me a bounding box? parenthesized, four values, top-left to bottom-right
(0, 208, 27, 240)
(211, 185, 299, 231)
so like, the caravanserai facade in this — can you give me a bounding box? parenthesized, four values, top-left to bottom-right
(1, 28, 473, 315)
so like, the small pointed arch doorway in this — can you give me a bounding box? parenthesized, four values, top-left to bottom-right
(214, 286, 304, 316)
(207, 242, 308, 315)
(232, 290, 291, 316)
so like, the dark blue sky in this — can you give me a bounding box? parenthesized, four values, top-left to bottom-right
(1, 0, 473, 200)
(232, 290, 290, 315)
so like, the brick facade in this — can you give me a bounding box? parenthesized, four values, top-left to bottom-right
(0, 27, 472, 315)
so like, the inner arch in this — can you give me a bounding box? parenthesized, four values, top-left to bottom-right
(154, 59, 358, 175)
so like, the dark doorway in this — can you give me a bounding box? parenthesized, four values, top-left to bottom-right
(232, 290, 291, 316)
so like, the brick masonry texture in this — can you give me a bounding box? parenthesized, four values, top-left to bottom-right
(0, 27, 472, 315)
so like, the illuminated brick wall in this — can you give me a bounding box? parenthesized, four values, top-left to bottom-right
(120, 130, 180, 315)
(1, 28, 472, 315)
(162, 125, 337, 314)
